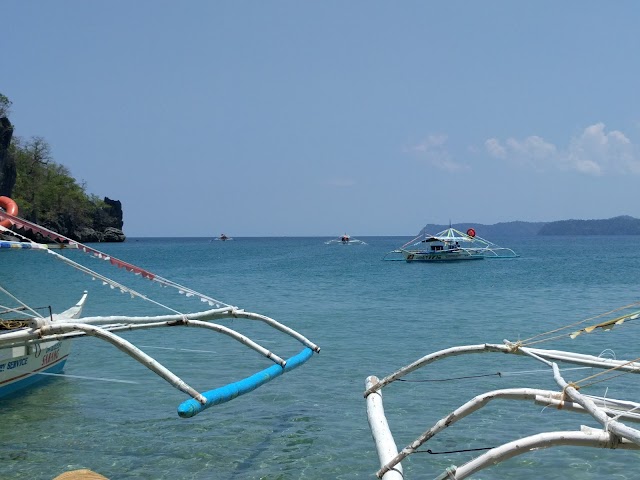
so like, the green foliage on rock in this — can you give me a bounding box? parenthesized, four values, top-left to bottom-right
(1, 92, 124, 241)
(0, 94, 11, 118)
(9, 137, 120, 238)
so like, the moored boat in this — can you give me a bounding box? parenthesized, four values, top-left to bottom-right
(384, 226, 517, 262)
(0, 283, 87, 398)
(325, 234, 367, 245)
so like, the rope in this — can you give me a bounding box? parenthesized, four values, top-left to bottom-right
(0, 284, 43, 318)
(398, 372, 502, 382)
(519, 301, 640, 347)
(506, 341, 522, 352)
(398, 366, 592, 384)
(556, 360, 640, 416)
(45, 249, 184, 315)
(579, 370, 630, 389)
(0, 320, 30, 330)
(415, 446, 495, 454)
(573, 355, 640, 389)
(522, 332, 575, 347)
(3, 213, 232, 310)
(503, 366, 591, 377)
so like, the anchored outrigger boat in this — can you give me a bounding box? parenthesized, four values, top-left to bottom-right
(383, 227, 517, 262)
(365, 304, 640, 479)
(325, 234, 367, 245)
(0, 203, 318, 418)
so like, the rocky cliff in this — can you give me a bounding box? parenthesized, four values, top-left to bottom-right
(0, 117, 16, 197)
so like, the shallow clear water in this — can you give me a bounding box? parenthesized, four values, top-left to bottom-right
(2, 235, 640, 479)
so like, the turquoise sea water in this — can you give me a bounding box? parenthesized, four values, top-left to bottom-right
(2, 235, 640, 479)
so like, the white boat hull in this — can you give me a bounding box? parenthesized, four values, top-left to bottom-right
(0, 339, 72, 398)
(402, 250, 484, 262)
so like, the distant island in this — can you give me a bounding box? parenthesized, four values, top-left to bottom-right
(421, 216, 640, 236)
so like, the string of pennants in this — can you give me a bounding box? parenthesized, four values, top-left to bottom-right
(0, 209, 229, 308)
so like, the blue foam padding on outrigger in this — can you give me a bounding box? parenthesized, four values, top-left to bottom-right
(177, 347, 315, 418)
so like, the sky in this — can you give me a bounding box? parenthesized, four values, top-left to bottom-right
(3, 1, 640, 237)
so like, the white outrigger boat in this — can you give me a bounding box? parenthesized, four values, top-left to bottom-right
(325, 234, 367, 245)
(383, 227, 517, 262)
(0, 206, 319, 418)
(365, 305, 640, 479)
(1, 242, 87, 398)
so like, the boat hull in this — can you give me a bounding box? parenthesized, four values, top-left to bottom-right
(402, 250, 484, 262)
(0, 340, 71, 398)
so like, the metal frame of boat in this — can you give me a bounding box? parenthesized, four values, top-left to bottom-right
(383, 227, 518, 262)
(0, 210, 319, 418)
(364, 307, 640, 479)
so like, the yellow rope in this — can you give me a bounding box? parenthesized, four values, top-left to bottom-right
(573, 355, 640, 389)
(578, 369, 631, 389)
(521, 332, 573, 347)
(557, 382, 581, 409)
(0, 319, 30, 330)
(506, 341, 522, 352)
(519, 301, 640, 347)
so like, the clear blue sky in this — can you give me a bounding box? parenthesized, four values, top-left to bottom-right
(4, 1, 640, 237)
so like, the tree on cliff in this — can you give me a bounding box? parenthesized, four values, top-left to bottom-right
(0, 94, 11, 117)
(11, 135, 96, 232)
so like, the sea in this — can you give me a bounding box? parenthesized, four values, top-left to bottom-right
(2, 234, 640, 480)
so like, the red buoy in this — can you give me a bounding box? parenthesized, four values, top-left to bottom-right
(0, 196, 18, 228)
(466, 228, 476, 238)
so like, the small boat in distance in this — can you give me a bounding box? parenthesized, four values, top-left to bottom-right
(383, 226, 517, 262)
(325, 234, 367, 245)
(214, 233, 232, 241)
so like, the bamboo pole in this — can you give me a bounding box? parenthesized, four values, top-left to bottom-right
(39, 322, 206, 404)
(550, 362, 640, 445)
(375, 388, 554, 478)
(365, 376, 403, 480)
(364, 342, 640, 398)
(449, 428, 640, 479)
(534, 395, 640, 422)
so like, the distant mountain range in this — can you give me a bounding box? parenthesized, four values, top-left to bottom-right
(421, 215, 640, 236)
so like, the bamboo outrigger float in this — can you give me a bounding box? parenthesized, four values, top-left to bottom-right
(364, 307, 640, 479)
(0, 206, 319, 418)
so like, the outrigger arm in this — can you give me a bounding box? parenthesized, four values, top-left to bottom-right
(39, 321, 208, 404)
(1, 210, 320, 417)
(365, 341, 640, 479)
(435, 428, 640, 480)
(24, 309, 320, 418)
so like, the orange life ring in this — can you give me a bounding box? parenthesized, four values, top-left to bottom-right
(0, 196, 18, 228)
(466, 228, 476, 238)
